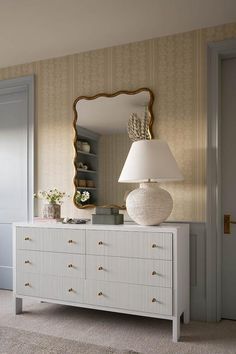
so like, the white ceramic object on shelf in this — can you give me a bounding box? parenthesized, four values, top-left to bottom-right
(81, 142, 90, 153)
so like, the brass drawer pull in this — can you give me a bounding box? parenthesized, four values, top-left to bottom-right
(98, 291, 103, 296)
(68, 240, 73, 244)
(98, 266, 103, 271)
(152, 271, 157, 276)
(98, 241, 103, 245)
(25, 282, 30, 287)
(152, 244, 157, 248)
(152, 298, 157, 303)
(68, 288, 73, 292)
(24, 237, 31, 241)
(24, 260, 31, 264)
(67, 264, 73, 268)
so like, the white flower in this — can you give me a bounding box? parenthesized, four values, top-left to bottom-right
(76, 190, 90, 204)
(36, 188, 67, 204)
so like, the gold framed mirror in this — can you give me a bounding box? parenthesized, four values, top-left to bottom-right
(73, 88, 154, 209)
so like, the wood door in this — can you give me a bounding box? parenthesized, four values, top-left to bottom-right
(221, 57, 236, 319)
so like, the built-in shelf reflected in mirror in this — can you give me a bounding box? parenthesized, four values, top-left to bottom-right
(73, 88, 154, 209)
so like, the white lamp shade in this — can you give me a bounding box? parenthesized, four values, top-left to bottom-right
(118, 139, 183, 183)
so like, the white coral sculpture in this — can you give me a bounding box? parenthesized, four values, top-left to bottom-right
(127, 108, 150, 142)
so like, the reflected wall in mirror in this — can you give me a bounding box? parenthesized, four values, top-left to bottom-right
(73, 88, 154, 209)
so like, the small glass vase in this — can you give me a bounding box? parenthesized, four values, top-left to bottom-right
(43, 203, 61, 219)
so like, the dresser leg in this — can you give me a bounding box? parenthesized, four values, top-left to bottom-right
(183, 308, 190, 324)
(172, 317, 180, 342)
(14, 297, 22, 314)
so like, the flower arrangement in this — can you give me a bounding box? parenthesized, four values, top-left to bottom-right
(36, 188, 67, 205)
(75, 190, 90, 205)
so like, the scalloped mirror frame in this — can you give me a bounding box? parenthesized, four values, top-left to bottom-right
(72, 87, 155, 209)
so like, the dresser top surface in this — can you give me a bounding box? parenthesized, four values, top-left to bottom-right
(14, 221, 189, 233)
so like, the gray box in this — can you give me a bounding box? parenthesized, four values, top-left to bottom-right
(92, 214, 124, 225)
(95, 207, 119, 215)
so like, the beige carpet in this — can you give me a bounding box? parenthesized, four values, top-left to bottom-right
(1, 290, 236, 354)
(0, 326, 138, 354)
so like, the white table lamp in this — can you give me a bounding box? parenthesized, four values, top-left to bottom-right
(118, 139, 183, 225)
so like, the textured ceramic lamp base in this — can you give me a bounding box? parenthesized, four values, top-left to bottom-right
(126, 182, 173, 226)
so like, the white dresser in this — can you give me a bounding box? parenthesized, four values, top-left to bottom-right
(13, 223, 189, 342)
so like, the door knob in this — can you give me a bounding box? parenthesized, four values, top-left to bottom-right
(224, 214, 236, 234)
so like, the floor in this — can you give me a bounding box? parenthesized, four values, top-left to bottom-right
(1, 290, 236, 354)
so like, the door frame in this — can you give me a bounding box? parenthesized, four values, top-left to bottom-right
(207, 39, 236, 321)
(0, 75, 34, 221)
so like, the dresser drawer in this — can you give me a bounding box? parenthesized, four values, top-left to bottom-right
(16, 272, 84, 303)
(59, 277, 84, 303)
(86, 255, 172, 287)
(16, 272, 40, 297)
(16, 250, 85, 278)
(85, 280, 172, 316)
(16, 227, 85, 254)
(86, 230, 172, 260)
(16, 250, 41, 274)
(40, 275, 84, 304)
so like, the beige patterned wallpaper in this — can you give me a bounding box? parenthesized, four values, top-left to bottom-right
(0, 23, 235, 221)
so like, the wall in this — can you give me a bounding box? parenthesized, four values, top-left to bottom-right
(0, 22, 235, 221)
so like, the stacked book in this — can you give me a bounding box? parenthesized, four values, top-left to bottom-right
(92, 207, 124, 225)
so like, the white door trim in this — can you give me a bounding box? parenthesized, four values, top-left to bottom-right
(207, 39, 236, 321)
(0, 75, 34, 222)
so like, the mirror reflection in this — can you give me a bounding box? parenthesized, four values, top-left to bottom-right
(73, 88, 154, 208)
